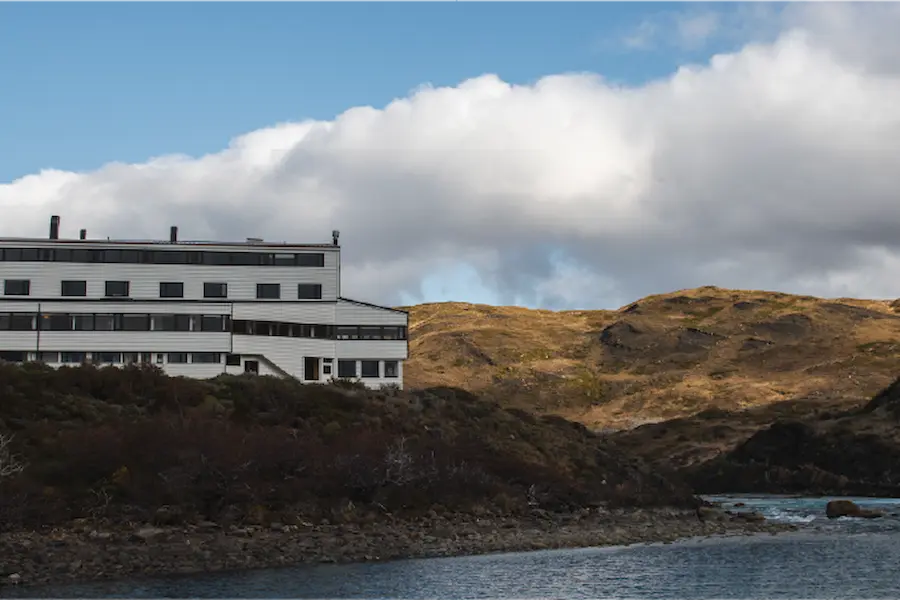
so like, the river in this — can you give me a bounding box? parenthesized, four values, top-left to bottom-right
(9, 495, 900, 599)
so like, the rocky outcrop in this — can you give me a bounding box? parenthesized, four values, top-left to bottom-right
(825, 500, 883, 519)
(683, 376, 900, 496)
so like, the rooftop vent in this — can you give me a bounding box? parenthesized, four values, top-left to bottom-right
(170, 226, 178, 243)
(246, 237, 264, 243)
(49, 215, 60, 240)
(332, 230, 340, 246)
(79, 229, 87, 240)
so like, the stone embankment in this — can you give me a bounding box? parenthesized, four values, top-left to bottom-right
(2, 506, 793, 589)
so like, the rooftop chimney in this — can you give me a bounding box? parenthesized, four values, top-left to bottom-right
(170, 226, 178, 243)
(332, 229, 340, 246)
(49, 215, 60, 240)
(79, 229, 87, 240)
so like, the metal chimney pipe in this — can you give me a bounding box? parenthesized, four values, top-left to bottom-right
(49, 215, 60, 240)
(79, 229, 87, 240)
(170, 226, 178, 243)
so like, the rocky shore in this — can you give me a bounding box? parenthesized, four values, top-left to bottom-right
(1, 506, 794, 589)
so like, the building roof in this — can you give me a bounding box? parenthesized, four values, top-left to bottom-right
(339, 297, 409, 315)
(0, 237, 339, 250)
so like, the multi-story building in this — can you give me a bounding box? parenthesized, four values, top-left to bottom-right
(0, 216, 408, 388)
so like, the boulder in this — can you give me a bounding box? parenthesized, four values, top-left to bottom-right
(825, 500, 883, 519)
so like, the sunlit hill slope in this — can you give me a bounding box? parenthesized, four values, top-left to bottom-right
(402, 286, 900, 429)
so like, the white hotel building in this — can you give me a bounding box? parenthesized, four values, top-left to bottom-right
(0, 216, 408, 388)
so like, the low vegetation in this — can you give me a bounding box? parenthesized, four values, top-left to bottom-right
(0, 363, 695, 532)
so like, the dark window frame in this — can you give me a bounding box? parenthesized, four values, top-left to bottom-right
(256, 283, 281, 299)
(159, 282, 184, 299)
(4, 279, 30, 296)
(203, 282, 228, 299)
(337, 359, 357, 379)
(384, 360, 399, 378)
(61, 280, 87, 297)
(105, 280, 130, 298)
(297, 283, 323, 300)
(360, 360, 380, 378)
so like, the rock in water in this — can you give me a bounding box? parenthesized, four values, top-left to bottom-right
(825, 500, 883, 519)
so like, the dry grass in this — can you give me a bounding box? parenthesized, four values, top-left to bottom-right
(403, 286, 900, 429)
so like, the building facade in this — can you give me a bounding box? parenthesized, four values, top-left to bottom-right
(0, 216, 408, 388)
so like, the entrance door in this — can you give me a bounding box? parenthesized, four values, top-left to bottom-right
(304, 357, 320, 381)
(244, 360, 259, 374)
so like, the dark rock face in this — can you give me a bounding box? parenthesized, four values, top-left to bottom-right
(675, 328, 724, 353)
(685, 416, 900, 497)
(825, 499, 883, 519)
(733, 301, 761, 311)
(750, 314, 813, 340)
(740, 337, 774, 352)
(599, 321, 651, 352)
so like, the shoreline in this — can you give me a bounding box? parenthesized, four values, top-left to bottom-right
(1, 507, 795, 589)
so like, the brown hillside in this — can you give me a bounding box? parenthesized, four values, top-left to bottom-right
(403, 286, 900, 429)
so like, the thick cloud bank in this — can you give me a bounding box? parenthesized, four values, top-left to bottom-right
(3, 4, 900, 309)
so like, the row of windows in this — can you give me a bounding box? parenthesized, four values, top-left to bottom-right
(0, 247, 326, 267)
(0, 351, 400, 378)
(3, 279, 323, 300)
(231, 321, 408, 340)
(1, 351, 233, 365)
(0, 312, 408, 339)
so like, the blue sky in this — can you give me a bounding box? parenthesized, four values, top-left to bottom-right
(0, 2, 790, 308)
(0, 2, 761, 183)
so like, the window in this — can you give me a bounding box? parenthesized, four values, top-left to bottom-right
(37, 352, 59, 363)
(61, 280, 87, 297)
(297, 283, 323, 300)
(297, 253, 325, 267)
(361, 360, 379, 378)
(123, 353, 139, 364)
(383, 327, 405, 340)
(359, 327, 382, 340)
(61, 352, 86, 364)
(167, 353, 189, 364)
(121, 314, 149, 331)
(0, 351, 27, 362)
(200, 315, 227, 332)
(73, 314, 94, 331)
(384, 361, 399, 378)
(256, 283, 280, 299)
(337, 359, 357, 378)
(273, 253, 296, 266)
(225, 353, 241, 366)
(4, 279, 30, 296)
(335, 326, 359, 340)
(94, 314, 115, 331)
(203, 282, 227, 299)
(40, 314, 71, 331)
(159, 282, 184, 298)
(105, 281, 130, 297)
(94, 352, 121, 364)
(192, 353, 221, 364)
(9, 314, 34, 331)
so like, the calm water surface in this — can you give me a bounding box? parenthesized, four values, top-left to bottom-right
(11, 495, 900, 599)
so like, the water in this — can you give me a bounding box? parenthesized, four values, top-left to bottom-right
(10, 495, 900, 599)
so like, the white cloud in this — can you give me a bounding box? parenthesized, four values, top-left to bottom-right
(3, 4, 900, 309)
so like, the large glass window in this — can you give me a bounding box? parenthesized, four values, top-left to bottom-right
(337, 360, 357, 378)
(61, 280, 87, 297)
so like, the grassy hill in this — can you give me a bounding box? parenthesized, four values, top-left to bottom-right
(403, 286, 900, 429)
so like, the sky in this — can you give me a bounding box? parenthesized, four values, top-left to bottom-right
(2, 2, 900, 310)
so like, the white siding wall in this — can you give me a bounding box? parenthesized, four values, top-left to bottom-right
(232, 336, 335, 379)
(335, 340, 408, 360)
(232, 302, 335, 323)
(37, 332, 231, 353)
(336, 300, 408, 325)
